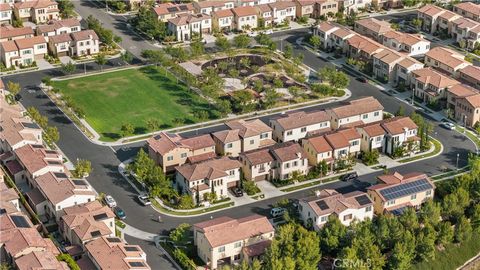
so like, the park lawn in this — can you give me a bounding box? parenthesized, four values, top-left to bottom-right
(411, 232, 480, 270)
(53, 66, 219, 141)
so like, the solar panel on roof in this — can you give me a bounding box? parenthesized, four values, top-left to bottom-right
(47, 160, 61, 165)
(179, 5, 188, 10)
(107, 237, 121, 243)
(11, 215, 31, 228)
(72, 179, 87, 186)
(45, 150, 57, 154)
(379, 179, 432, 201)
(128, 262, 145, 267)
(90, 230, 102, 237)
(316, 200, 329, 210)
(167, 7, 177, 12)
(54, 172, 68, 178)
(0, 209, 6, 215)
(22, 122, 40, 129)
(153, 135, 161, 140)
(125, 246, 139, 251)
(93, 213, 108, 221)
(390, 206, 409, 216)
(354, 195, 371, 206)
(32, 145, 43, 149)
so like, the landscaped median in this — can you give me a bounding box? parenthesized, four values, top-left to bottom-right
(151, 199, 234, 217)
(397, 137, 443, 163)
(455, 126, 480, 150)
(280, 175, 341, 192)
(431, 166, 470, 182)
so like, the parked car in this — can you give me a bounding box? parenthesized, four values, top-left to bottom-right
(356, 77, 368, 83)
(270, 207, 285, 218)
(137, 194, 151, 206)
(230, 187, 243, 197)
(340, 172, 358, 182)
(113, 207, 126, 220)
(440, 122, 455, 130)
(104, 195, 117, 208)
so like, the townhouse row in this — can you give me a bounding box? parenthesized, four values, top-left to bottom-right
(192, 169, 435, 270)
(418, 3, 480, 50)
(0, 82, 151, 269)
(0, 0, 59, 25)
(0, 18, 99, 68)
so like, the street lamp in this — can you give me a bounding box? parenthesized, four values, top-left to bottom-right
(456, 153, 460, 171)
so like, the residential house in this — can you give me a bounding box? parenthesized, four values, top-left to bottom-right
(313, 0, 339, 18)
(324, 128, 362, 160)
(270, 142, 308, 181)
(368, 172, 435, 215)
(268, 1, 296, 24)
(381, 30, 431, 57)
(459, 65, 480, 89)
(0, 26, 34, 42)
(0, 110, 42, 153)
(0, 3, 11, 24)
(168, 13, 211, 41)
(436, 9, 461, 35)
(270, 110, 330, 143)
(410, 67, 461, 103)
(212, 129, 242, 157)
(36, 18, 81, 41)
(147, 132, 216, 173)
(60, 200, 115, 247)
(454, 91, 480, 127)
(446, 83, 478, 112)
(450, 17, 480, 50)
(193, 215, 274, 270)
(70, 30, 99, 57)
(346, 34, 384, 64)
(356, 122, 386, 153)
(194, 1, 234, 15)
(294, 0, 315, 18)
(0, 35, 47, 68)
(381, 117, 419, 156)
(3, 144, 65, 186)
(394, 57, 424, 87)
(48, 33, 72, 57)
(329, 27, 356, 53)
(239, 148, 274, 181)
(84, 236, 150, 270)
(224, 119, 275, 153)
(256, 4, 274, 27)
(212, 9, 234, 31)
(328, 97, 384, 129)
(314, 22, 344, 51)
(424, 47, 471, 78)
(15, 251, 69, 270)
(417, 5, 459, 34)
(372, 48, 405, 83)
(0, 181, 20, 214)
(302, 135, 334, 167)
(354, 18, 392, 43)
(453, 2, 480, 22)
(26, 171, 96, 222)
(175, 157, 242, 202)
(13, 0, 59, 23)
(237, 0, 277, 7)
(231, 6, 258, 31)
(153, 2, 194, 22)
(299, 189, 373, 230)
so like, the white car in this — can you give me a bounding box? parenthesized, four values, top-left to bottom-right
(247, 31, 258, 37)
(137, 195, 151, 206)
(440, 122, 455, 130)
(104, 195, 117, 208)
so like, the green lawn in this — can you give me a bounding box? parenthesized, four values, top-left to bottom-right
(53, 66, 219, 141)
(412, 233, 480, 270)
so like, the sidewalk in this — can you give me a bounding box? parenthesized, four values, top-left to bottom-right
(120, 223, 159, 241)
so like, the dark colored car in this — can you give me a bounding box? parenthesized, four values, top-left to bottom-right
(356, 77, 368, 83)
(231, 187, 243, 197)
(14, 94, 22, 101)
(113, 206, 126, 220)
(341, 172, 358, 182)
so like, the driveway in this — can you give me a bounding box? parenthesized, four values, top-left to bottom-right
(36, 59, 54, 70)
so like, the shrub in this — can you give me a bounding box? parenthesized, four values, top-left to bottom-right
(243, 180, 260, 195)
(172, 248, 196, 270)
(57, 254, 80, 270)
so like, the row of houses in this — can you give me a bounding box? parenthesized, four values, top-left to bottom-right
(192, 168, 435, 269)
(0, 0, 59, 25)
(0, 81, 151, 269)
(418, 3, 480, 50)
(0, 18, 99, 68)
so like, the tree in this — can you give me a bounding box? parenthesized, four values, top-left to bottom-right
(45, 126, 60, 143)
(120, 123, 135, 137)
(145, 118, 159, 132)
(120, 51, 134, 64)
(61, 61, 76, 75)
(309, 35, 321, 49)
(415, 225, 436, 262)
(178, 194, 194, 209)
(391, 22, 401, 30)
(42, 76, 52, 86)
(216, 99, 232, 117)
(262, 89, 281, 109)
(172, 117, 184, 126)
(190, 40, 205, 57)
(419, 200, 441, 226)
(388, 241, 414, 270)
(73, 159, 92, 178)
(318, 66, 336, 83)
(459, 39, 466, 49)
(436, 221, 454, 246)
(232, 90, 255, 113)
(194, 110, 209, 121)
(86, 15, 119, 47)
(454, 216, 472, 243)
(95, 53, 107, 71)
(319, 215, 347, 255)
(264, 223, 320, 270)
(362, 150, 379, 165)
(412, 18, 422, 32)
(134, 6, 166, 40)
(130, 149, 154, 183)
(234, 34, 250, 48)
(6, 81, 20, 99)
(57, 0, 75, 18)
(442, 187, 470, 221)
(142, 49, 166, 66)
(399, 207, 419, 232)
(169, 223, 190, 244)
(395, 105, 406, 116)
(471, 204, 480, 231)
(330, 71, 350, 90)
(215, 36, 230, 51)
(283, 44, 293, 59)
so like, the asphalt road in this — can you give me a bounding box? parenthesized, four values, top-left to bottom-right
(3, 6, 474, 269)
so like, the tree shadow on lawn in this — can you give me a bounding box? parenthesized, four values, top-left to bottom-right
(101, 132, 121, 141)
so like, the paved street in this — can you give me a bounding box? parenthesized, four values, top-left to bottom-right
(3, 6, 476, 269)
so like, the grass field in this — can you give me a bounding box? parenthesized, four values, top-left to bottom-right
(53, 66, 219, 141)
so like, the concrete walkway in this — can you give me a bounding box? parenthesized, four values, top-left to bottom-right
(120, 223, 159, 241)
(256, 180, 284, 198)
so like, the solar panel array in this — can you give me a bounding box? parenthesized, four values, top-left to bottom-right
(90, 230, 102, 237)
(125, 246, 139, 252)
(316, 200, 329, 210)
(129, 262, 145, 267)
(93, 213, 108, 221)
(72, 179, 87, 186)
(32, 145, 43, 149)
(167, 7, 178, 12)
(22, 122, 40, 129)
(390, 206, 408, 216)
(54, 172, 68, 179)
(179, 5, 188, 11)
(354, 195, 371, 206)
(379, 179, 432, 201)
(11, 215, 31, 228)
(106, 237, 121, 243)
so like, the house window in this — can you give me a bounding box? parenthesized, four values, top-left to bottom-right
(366, 206, 372, 212)
(411, 194, 417, 200)
(234, 242, 242, 248)
(218, 246, 225, 252)
(351, 140, 359, 146)
(320, 216, 327, 222)
(250, 139, 254, 145)
(167, 156, 173, 161)
(362, 114, 368, 119)
(343, 214, 352, 221)
(301, 127, 307, 132)
(226, 143, 233, 148)
(426, 190, 432, 196)
(286, 131, 293, 136)
(284, 163, 290, 169)
(387, 199, 395, 206)
(229, 170, 235, 176)
(374, 111, 380, 117)
(376, 136, 382, 142)
(181, 153, 187, 158)
(260, 133, 268, 139)
(293, 161, 298, 167)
